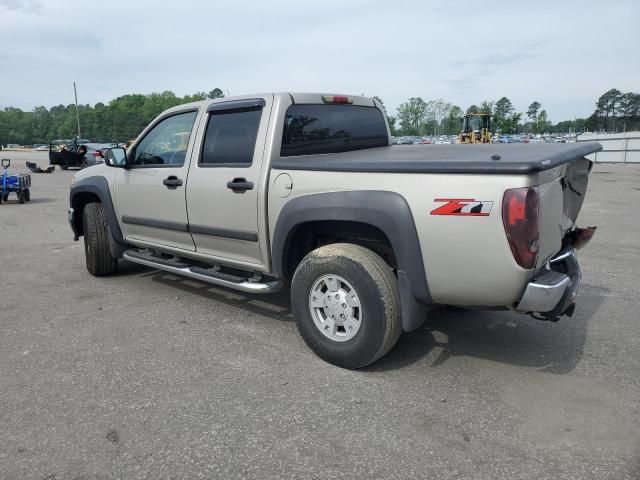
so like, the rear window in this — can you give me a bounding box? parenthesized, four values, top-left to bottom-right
(281, 104, 388, 157)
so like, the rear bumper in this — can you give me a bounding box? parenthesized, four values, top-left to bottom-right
(516, 249, 581, 319)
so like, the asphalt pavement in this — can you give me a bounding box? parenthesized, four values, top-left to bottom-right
(0, 151, 639, 480)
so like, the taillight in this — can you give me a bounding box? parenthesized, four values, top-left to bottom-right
(322, 95, 354, 104)
(502, 187, 539, 269)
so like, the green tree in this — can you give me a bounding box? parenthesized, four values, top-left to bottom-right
(527, 101, 541, 133)
(527, 101, 541, 121)
(537, 110, 550, 133)
(397, 97, 428, 135)
(494, 97, 514, 132)
(479, 100, 494, 114)
(207, 88, 225, 99)
(466, 104, 479, 115)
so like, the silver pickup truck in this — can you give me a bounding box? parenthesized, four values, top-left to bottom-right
(69, 93, 601, 368)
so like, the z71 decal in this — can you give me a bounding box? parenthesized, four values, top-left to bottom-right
(430, 198, 494, 216)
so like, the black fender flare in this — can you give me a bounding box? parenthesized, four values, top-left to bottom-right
(69, 176, 127, 257)
(272, 191, 431, 331)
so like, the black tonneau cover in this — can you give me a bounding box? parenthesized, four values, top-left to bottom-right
(273, 142, 603, 174)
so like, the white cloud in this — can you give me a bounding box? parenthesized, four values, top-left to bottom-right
(0, 0, 639, 121)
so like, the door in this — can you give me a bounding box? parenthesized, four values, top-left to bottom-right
(115, 109, 199, 251)
(185, 97, 272, 266)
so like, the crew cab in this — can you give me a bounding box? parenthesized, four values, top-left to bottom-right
(68, 93, 601, 368)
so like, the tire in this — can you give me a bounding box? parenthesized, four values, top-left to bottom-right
(83, 202, 117, 276)
(1, 193, 7, 202)
(24, 189, 30, 202)
(291, 243, 402, 369)
(17, 191, 25, 204)
(60, 164, 68, 170)
(81, 159, 88, 169)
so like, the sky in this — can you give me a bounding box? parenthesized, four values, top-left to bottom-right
(0, 0, 638, 122)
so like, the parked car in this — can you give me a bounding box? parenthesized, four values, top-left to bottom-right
(49, 141, 114, 169)
(69, 93, 601, 369)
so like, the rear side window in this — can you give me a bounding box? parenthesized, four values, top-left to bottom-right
(281, 104, 388, 157)
(200, 108, 262, 166)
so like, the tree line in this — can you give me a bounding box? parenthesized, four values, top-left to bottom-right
(0, 87, 638, 146)
(389, 88, 640, 137)
(0, 88, 224, 146)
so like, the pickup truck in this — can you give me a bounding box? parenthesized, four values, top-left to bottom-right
(68, 93, 601, 369)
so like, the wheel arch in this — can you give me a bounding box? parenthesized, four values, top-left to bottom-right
(272, 191, 431, 331)
(69, 176, 126, 256)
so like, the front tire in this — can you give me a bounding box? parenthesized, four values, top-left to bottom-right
(291, 243, 402, 369)
(83, 202, 117, 276)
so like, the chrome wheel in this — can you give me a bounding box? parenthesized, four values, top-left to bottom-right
(309, 274, 362, 342)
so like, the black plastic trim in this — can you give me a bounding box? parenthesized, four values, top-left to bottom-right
(207, 98, 266, 113)
(121, 215, 188, 232)
(190, 225, 258, 242)
(271, 191, 431, 331)
(69, 176, 127, 253)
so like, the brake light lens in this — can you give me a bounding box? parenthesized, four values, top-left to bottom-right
(322, 95, 354, 104)
(502, 187, 539, 269)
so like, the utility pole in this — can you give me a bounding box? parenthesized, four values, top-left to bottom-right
(74, 81, 81, 142)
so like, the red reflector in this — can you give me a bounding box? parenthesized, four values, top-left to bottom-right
(502, 187, 539, 269)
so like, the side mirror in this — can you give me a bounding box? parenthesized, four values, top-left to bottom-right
(104, 147, 128, 168)
(1, 159, 10, 169)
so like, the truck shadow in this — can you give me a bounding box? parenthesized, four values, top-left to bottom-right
(139, 266, 294, 322)
(117, 262, 607, 374)
(369, 283, 609, 373)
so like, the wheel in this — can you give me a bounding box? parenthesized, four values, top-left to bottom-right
(1, 192, 7, 202)
(81, 159, 88, 169)
(83, 202, 118, 276)
(24, 189, 30, 202)
(17, 191, 25, 204)
(291, 243, 402, 369)
(60, 164, 68, 170)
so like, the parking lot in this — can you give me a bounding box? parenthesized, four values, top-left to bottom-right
(0, 150, 639, 480)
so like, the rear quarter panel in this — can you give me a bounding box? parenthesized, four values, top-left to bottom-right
(269, 169, 537, 307)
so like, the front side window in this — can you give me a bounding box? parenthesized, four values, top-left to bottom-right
(132, 111, 197, 167)
(281, 104, 389, 157)
(200, 108, 262, 166)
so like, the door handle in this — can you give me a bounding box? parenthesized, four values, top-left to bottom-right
(163, 176, 183, 189)
(226, 178, 254, 193)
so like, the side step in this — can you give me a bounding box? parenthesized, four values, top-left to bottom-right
(122, 250, 283, 294)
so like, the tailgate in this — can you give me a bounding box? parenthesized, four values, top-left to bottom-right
(537, 157, 592, 267)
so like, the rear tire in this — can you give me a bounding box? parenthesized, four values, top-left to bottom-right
(83, 202, 117, 276)
(24, 189, 30, 202)
(17, 191, 25, 204)
(291, 243, 402, 369)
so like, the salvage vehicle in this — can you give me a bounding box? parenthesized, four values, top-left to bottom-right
(68, 93, 601, 368)
(49, 140, 109, 169)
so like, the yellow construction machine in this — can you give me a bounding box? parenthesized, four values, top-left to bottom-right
(459, 113, 492, 144)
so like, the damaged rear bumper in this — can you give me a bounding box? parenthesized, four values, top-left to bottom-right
(516, 249, 581, 320)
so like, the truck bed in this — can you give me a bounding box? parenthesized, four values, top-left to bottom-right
(273, 142, 603, 174)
